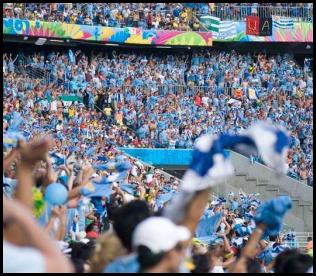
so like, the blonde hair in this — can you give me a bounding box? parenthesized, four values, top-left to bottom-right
(88, 232, 127, 273)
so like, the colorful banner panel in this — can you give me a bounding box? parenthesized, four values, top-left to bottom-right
(200, 16, 312, 42)
(3, 19, 212, 46)
(236, 21, 312, 42)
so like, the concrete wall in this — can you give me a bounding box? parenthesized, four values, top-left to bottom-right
(227, 151, 313, 232)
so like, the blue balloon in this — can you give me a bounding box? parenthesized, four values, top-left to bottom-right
(173, 9, 180, 17)
(45, 183, 68, 206)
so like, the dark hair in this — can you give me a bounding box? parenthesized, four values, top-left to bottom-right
(269, 235, 278, 242)
(137, 245, 165, 270)
(112, 200, 151, 252)
(191, 254, 210, 273)
(69, 240, 96, 261)
(246, 258, 262, 273)
(307, 237, 312, 241)
(85, 223, 95, 233)
(71, 257, 85, 273)
(274, 249, 313, 273)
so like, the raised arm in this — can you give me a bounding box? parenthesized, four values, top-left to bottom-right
(15, 138, 53, 210)
(4, 196, 73, 273)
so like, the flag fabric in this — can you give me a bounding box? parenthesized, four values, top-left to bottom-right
(50, 152, 65, 166)
(80, 169, 130, 198)
(254, 196, 292, 236)
(120, 183, 136, 195)
(200, 15, 220, 32)
(93, 161, 132, 172)
(155, 190, 177, 207)
(179, 121, 290, 192)
(273, 17, 294, 29)
(163, 121, 290, 224)
(8, 111, 24, 132)
(3, 131, 25, 148)
(195, 211, 222, 238)
(199, 16, 237, 39)
(80, 182, 113, 198)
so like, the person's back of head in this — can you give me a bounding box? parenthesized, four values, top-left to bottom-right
(89, 232, 126, 273)
(191, 254, 210, 273)
(69, 240, 96, 261)
(133, 217, 191, 273)
(112, 200, 151, 252)
(274, 249, 313, 273)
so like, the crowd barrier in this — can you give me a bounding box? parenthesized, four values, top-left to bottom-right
(118, 148, 230, 166)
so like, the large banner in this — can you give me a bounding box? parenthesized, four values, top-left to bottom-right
(3, 19, 212, 46)
(200, 16, 313, 42)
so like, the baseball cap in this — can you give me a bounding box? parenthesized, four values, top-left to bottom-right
(132, 217, 190, 254)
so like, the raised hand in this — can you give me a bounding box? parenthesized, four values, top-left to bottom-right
(19, 137, 53, 167)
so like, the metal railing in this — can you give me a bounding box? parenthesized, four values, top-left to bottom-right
(23, 65, 51, 86)
(60, 83, 238, 97)
(282, 232, 313, 249)
(197, 5, 313, 22)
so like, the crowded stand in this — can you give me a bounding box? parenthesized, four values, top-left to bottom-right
(3, 48, 313, 185)
(3, 3, 196, 31)
(3, 113, 313, 273)
(3, 2, 313, 274)
(3, 3, 313, 31)
(3, 47, 314, 273)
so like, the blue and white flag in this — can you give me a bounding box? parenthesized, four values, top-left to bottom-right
(50, 152, 65, 166)
(273, 17, 294, 29)
(93, 161, 132, 172)
(182, 120, 289, 192)
(80, 182, 113, 198)
(165, 121, 289, 224)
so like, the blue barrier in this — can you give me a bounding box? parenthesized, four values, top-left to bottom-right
(118, 148, 230, 166)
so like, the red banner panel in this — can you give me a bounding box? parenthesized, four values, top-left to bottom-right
(246, 16, 260, 35)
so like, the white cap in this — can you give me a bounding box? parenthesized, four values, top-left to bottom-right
(132, 217, 191, 254)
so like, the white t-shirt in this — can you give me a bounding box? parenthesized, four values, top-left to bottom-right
(210, 265, 224, 273)
(51, 100, 57, 112)
(3, 240, 46, 273)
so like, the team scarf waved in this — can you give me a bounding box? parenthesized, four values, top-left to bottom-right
(163, 120, 290, 224)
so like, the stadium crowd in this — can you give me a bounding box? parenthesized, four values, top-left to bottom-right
(3, 47, 314, 272)
(3, 3, 197, 31)
(3, 3, 313, 30)
(3, 103, 313, 273)
(2, 2, 314, 273)
(3, 48, 313, 184)
(3, 118, 313, 273)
